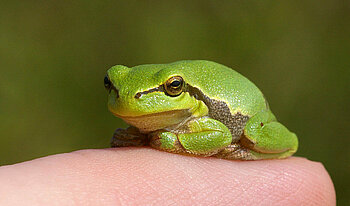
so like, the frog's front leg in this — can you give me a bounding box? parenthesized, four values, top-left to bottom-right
(111, 126, 148, 147)
(239, 110, 298, 159)
(149, 117, 232, 156)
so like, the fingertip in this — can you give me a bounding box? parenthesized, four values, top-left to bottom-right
(286, 157, 336, 205)
(0, 148, 336, 206)
(69, 149, 336, 205)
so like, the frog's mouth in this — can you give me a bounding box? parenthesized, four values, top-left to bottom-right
(112, 109, 192, 133)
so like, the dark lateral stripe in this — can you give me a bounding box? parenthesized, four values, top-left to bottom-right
(134, 83, 204, 100)
(134, 86, 164, 99)
(185, 84, 249, 142)
(184, 83, 207, 102)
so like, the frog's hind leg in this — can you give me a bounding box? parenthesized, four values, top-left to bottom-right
(233, 110, 298, 160)
(214, 143, 257, 160)
(111, 127, 148, 147)
(149, 117, 233, 156)
(215, 142, 296, 160)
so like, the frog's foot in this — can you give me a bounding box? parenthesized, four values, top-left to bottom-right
(111, 127, 148, 147)
(214, 144, 257, 160)
(149, 131, 187, 154)
(232, 110, 298, 160)
(149, 117, 232, 156)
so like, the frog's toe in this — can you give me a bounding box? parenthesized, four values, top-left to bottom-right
(149, 131, 187, 154)
(111, 127, 148, 147)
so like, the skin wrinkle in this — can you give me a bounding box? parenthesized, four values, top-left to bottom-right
(285, 161, 330, 205)
(264, 168, 298, 204)
(199, 159, 239, 203)
(158, 157, 204, 202)
(307, 164, 334, 204)
(280, 177, 305, 205)
(202, 183, 228, 204)
(277, 166, 305, 203)
(72, 149, 146, 205)
(130, 152, 189, 204)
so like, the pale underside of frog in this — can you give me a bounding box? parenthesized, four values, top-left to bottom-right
(104, 60, 298, 160)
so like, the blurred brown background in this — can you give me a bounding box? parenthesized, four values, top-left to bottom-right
(0, 0, 349, 204)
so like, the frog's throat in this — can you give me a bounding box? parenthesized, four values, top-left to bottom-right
(113, 109, 192, 133)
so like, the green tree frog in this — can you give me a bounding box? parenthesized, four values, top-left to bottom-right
(104, 60, 298, 160)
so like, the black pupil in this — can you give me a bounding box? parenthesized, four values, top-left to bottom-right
(104, 75, 111, 88)
(170, 80, 181, 87)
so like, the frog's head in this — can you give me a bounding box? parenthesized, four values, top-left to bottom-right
(104, 61, 208, 132)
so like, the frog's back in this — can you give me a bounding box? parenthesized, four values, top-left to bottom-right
(170, 60, 268, 117)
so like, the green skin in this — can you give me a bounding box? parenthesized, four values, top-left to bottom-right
(105, 60, 298, 160)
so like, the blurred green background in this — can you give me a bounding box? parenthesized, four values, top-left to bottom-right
(0, 0, 349, 204)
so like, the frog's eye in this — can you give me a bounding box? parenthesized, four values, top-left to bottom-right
(104, 75, 112, 90)
(164, 76, 184, 96)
